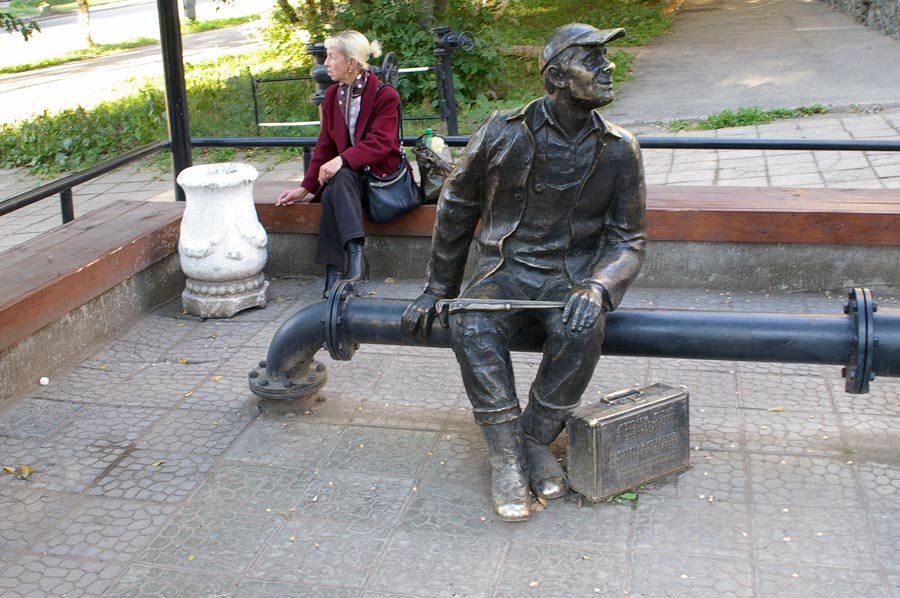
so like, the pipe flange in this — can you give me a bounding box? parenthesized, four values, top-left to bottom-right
(248, 360, 327, 400)
(325, 279, 359, 361)
(844, 287, 875, 394)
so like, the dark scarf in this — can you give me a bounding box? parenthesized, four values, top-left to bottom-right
(337, 69, 369, 133)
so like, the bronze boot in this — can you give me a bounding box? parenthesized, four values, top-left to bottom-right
(521, 401, 568, 499)
(344, 238, 369, 283)
(323, 265, 343, 298)
(480, 419, 531, 522)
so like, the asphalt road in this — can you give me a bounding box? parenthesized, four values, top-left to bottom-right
(1, 0, 264, 123)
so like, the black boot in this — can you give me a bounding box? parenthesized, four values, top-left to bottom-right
(344, 238, 369, 283)
(521, 400, 568, 499)
(323, 265, 342, 298)
(480, 419, 531, 522)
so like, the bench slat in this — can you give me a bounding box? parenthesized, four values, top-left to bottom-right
(255, 183, 900, 245)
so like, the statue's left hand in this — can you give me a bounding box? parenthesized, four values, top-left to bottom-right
(562, 283, 606, 333)
(401, 293, 442, 339)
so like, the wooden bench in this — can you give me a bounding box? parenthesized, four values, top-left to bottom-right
(253, 182, 900, 246)
(0, 200, 184, 352)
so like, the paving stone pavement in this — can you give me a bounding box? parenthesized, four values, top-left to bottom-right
(1, 277, 899, 597)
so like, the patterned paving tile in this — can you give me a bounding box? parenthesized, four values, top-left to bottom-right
(753, 504, 875, 568)
(641, 448, 748, 502)
(31, 497, 175, 562)
(105, 564, 238, 598)
(140, 505, 280, 576)
(0, 486, 78, 552)
(629, 552, 753, 597)
(0, 554, 122, 597)
(496, 541, 627, 598)
(322, 426, 437, 477)
(296, 469, 416, 525)
(188, 460, 314, 517)
(90, 450, 217, 503)
(748, 453, 863, 509)
(224, 420, 344, 469)
(634, 496, 751, 559)
(756, 564, 888, 598)
(251, 517, 390, 588)
(367, 530, 508, 597)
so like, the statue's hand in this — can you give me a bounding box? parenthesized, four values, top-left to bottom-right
(401, 293, 441, 338)
(562, 283, 607, 333)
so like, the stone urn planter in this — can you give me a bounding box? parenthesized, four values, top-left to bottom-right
(176, 163, 270, 318)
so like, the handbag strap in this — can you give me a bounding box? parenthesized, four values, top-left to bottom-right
(375, 82, 404, 148)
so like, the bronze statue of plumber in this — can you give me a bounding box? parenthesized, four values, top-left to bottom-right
(402, 23, 647, 521)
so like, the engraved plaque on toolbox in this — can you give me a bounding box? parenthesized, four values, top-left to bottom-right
(566, 383, 690, 502)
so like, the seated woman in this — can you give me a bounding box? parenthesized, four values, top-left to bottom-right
(277, 30, 402, 297)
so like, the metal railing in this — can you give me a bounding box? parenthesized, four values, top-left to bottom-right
(0, 141, 168, 223)
(251, 67, 442, 135)
(3, 135, 900, 227)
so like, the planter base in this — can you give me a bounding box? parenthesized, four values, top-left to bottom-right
(182, 273, 270, 318)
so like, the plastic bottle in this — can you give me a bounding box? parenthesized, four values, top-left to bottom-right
(424, 127, 433, 150)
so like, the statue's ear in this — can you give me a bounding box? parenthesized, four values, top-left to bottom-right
(545, 64, 567, 91)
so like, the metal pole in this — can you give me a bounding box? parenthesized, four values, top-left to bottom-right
(432, 26, 459, 136)
(60, 188, 74, 223)
(157, 0, 191, 201)
(251, 75, 261, 137)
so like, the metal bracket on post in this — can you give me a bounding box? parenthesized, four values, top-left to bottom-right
(372, 52, 400, 88)
(432, 25, 475, 136)
(325, 279, 359, 361)
(844, 287, 877, 394)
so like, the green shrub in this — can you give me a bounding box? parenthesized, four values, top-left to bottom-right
(262, 0, 504, 107)
(0, 86, 166, 176)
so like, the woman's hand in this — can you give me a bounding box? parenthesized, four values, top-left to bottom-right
(276, 186, 311, 206)
(318, 156, 344, 186)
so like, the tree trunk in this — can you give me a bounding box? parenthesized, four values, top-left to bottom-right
(276, 0, 301, 24)
(419, 0, 435, 29)
(434, 0, 448, 21)
(76, 0, 94, 46)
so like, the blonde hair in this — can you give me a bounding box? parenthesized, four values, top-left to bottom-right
(324, 30, 382, 69)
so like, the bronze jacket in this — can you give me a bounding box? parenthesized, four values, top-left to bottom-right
(423, 98, 647, 311)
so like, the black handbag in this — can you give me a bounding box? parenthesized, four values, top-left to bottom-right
(361, 85, 423, 224)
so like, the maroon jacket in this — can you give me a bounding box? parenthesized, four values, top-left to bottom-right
(301, 72, 402, 196)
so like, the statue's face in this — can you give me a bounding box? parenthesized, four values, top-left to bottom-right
(559, 46, 616, 108)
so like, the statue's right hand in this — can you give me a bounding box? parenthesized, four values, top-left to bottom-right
(401, 293, 441, 338)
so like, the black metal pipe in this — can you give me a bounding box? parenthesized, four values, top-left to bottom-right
(341, 299, 858, 366)
(60, 189, 74, 223)
(250, 300, 329, 400)
(266, 300, 328, 380)
(158, 0, 191, 201)
(250, 291, 900, 401)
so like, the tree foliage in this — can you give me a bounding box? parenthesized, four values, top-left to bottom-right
(262, 0, 504, 107)
(1, 11, 41, 40)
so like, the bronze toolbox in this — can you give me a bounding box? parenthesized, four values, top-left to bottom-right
(566, 383, 690, 502)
